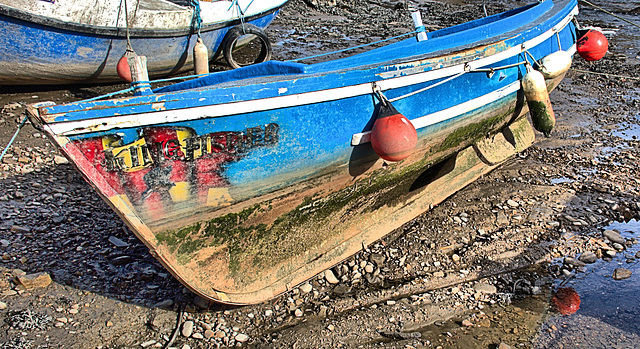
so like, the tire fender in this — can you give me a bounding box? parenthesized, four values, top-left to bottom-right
(222, 24, 272, 69)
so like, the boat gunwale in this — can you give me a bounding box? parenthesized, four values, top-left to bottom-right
(34, 0, 578, 135)
(0, 2, 285, 38)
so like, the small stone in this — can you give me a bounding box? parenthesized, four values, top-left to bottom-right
(324, 269, 339, 284)
(612, 243, 625, 251)
(364, 264, 374, 274)
(564, 257, 586, 267)
(69, 308, 78, 314)
(153, 299, 174, 309)
(605, 250, 617, 258)
(603, 230, 625, 245)
(613, 268, 632, 280)
(578, 251, 597, 264)
(10, 225, 30, 234)
(181, 320, 194, 337)
(193, 296, 212, 310)
(473, 282, 497, 294)
(370, 253, 386, 267)
(204, 329, 214, 339)
(506, 199, 519, 208)
(192, 333, 204, 339)
(235, 333, 249, 342)
(213, 331, 225, 338)
(141, 340, 157, 348)
(433, 271, 445, 278)
(265, 309, 273, 317)
(299, 282, 313, 294)
(106, 321, 113, 327)
(498, 343, 512, 349)
(53, 155, 69, 164)
(451, 254, 460, 262)
(108, 236, 129, 248)
(16, 272, 52, 289)
(327, 324, 335, 331)
(294, 308, 303, 317)
(0, 301, 7, 310)
(461, 319, 473, 327)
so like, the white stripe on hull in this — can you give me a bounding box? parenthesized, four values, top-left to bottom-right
(47, 6, 577, 137)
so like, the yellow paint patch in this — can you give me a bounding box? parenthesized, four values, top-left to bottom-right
(169, 181, 191, 202)
(206, 187, 234, 207)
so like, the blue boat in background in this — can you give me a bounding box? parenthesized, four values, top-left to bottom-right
(0, 0, 287, 85)
(28, 0, 579, 304)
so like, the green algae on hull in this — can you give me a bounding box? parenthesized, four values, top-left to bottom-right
(152, 106, 519, 282)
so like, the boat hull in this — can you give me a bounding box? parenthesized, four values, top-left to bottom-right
(28, 0, 579, 304)
(0, 4, 283, 85)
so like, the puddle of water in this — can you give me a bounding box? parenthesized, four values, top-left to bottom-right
(550, 177, 574, 184)
(611, 122, 640, 141)
(534, 220, 640, 348)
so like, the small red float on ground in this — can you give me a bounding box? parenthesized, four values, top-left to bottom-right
(551, 287, 581, 315)
(576, 29, 608, 61)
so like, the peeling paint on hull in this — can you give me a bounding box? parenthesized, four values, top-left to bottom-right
(27, 0, 578, 304)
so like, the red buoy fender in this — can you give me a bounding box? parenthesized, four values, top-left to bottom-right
(370, 103, 418, 162)
(116, 49, 138, 83)
(551, 287, 581, 315)
(577, 29, 608, 61)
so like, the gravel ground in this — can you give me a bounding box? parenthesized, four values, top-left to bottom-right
(1, 0, 640, 348)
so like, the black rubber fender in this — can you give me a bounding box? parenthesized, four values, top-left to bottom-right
(222, 24, 272, 69)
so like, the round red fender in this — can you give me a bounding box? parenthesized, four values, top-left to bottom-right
(116, 49, 137, 83)
(577, 29, 608, 61)
(370, 103, 417, 162)
(551, 287, 581, 315)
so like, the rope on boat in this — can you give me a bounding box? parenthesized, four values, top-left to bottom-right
(287, 30, 419, 62)
(578, 0, 640, 29)
(77, 73, 210, 103)
(377, 61, 528, 103)
(570, 68, 640, 80)
(0, 115, 28, 163)
(228, 0, 248, 31)
(191, 0, 203, 36)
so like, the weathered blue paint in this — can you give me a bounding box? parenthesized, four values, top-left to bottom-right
(29, 0, 579, 304)
(0, 7, 281, 84)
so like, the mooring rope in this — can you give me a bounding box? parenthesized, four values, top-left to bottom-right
(0, 115, 28, 163)
(377, 60, 528, 103)
(578, 0, 640, 29)
(570, 68, 640, 80)
(191, 0, 203, 36)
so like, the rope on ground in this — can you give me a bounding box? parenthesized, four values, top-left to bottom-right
(578, 0, 640, 29)
(0, 115, 29, 163)
(570, 68, 640, 80)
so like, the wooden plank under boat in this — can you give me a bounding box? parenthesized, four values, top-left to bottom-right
(0, 0, 287, 85)
(27, 0, 579, 304)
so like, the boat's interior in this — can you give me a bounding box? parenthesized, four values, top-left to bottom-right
(155, 0, 560, 94)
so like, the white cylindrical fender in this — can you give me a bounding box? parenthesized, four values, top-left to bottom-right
(193, 37, 210, 75)
(522, 67, 555, 137)
(538, 50, 572, 79)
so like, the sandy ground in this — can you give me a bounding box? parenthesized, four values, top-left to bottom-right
(1, 0, 640, 348)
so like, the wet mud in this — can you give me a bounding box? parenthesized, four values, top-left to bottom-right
(1, 0, 640, 348)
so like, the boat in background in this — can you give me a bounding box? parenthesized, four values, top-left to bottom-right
(0, 0, 288, 85)
(28, 0, 581, 304)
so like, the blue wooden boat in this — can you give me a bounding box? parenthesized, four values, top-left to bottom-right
(27, 0, 579, 304)
(0, 0, 287, 85)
